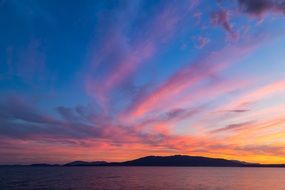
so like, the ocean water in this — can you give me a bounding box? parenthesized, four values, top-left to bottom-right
(0, 167, 285, 190)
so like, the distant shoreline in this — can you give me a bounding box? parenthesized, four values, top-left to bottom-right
(1, 165, 285, 168)
(1, 155, 285, 168)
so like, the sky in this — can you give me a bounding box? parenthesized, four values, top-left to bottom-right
(1, 0, 285, 164)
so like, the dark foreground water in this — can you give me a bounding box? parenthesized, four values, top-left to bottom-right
(0, 167, 285, 190)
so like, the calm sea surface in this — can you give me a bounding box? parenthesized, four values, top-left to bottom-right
(0, 167, 285, 190)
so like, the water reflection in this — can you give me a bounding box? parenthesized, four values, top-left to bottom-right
(0, 167, 285, 190)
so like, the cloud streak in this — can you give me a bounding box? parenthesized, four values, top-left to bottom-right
(1, 0, 285, 164)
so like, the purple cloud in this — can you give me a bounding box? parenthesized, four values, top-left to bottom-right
(195, 36, 210, 49)
(211, 10, 236, 37)
(211, 121, 254, 133)
(238, 0, 285, 17)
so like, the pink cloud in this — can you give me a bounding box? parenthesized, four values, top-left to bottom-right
(216, 79, 285, 112)
(85, 1, 200, 111)
(123, 37, 266, 122)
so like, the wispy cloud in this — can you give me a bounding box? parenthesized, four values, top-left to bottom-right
(1, 0, 285, 164)
(85, 1, 200, 112)
(123, 37, 266, 121)
(210, 121, 255, 133)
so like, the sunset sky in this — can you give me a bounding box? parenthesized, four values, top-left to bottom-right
(1, 0, 285, 164)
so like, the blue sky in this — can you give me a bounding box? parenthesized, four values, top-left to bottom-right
(1, 0, 285, 164)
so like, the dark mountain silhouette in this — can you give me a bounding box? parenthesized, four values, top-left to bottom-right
(2, 155, 285, 167)
(109, 155, 249, 167)
(62, 155, 285, 167)
(63, 155, 257, 167)
(30, 163, 60, 167)
(64, 161, 108, 166)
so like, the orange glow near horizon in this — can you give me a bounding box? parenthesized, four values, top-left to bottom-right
(1, 0, 285, 165)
